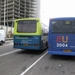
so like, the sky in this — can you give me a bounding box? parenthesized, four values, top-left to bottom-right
(40, 0, 75, 26)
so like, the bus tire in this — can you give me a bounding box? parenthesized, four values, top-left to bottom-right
(46, 41, 48, 49)
(40, 40, 44, 50)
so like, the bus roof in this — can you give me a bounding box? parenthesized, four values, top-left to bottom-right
(50, 17, 75, 20)
(14, 18, 40, 21)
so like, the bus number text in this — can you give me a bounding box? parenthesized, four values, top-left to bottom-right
(56, 43, 68, 47)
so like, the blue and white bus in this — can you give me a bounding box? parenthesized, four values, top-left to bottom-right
(48, 17, 75, 56)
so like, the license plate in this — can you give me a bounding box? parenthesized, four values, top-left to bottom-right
(63, 50, 72, 52)
(24, 44, 28, 46)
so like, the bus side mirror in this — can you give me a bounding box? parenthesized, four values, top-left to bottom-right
(16, 21, 18, 23)
(37, 20, 39, 22)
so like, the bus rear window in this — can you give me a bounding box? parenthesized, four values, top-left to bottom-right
(52, 20, 75, 33)
(17, 20, 36, 33)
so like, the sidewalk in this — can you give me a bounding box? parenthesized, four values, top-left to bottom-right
(5, 38, 13, 41)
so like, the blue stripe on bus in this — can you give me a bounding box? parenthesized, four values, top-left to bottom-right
(13, 35, 42, 50)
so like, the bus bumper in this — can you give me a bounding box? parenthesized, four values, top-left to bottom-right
(13, 46, 40, 50)
(48, 51, 75, 56)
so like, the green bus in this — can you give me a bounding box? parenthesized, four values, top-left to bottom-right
(13, 18, 48, 50)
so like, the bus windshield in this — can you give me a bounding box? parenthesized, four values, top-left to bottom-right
(17, 20, 36, 33)
(52, 20, 75, 33)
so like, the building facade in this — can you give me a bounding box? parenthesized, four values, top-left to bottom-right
(0, 0, 40, 26)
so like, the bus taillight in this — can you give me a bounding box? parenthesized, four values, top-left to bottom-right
(34, 44, 38, 46)
(14, 43, 18, 46)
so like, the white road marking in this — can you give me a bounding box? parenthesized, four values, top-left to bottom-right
(5, 40, 13, 42)
(0, 42, 13, 47)
(20, 51, 48, 75)
(0, 49, 21, 57)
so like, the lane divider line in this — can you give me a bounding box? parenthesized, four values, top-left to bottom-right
(20, 51, 48, 75)
(0, 49, 21, 57)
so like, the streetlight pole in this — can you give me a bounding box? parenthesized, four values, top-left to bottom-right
(4, 0, 6, 38)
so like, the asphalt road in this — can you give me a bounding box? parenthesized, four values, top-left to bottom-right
(0, 41, 75, 75)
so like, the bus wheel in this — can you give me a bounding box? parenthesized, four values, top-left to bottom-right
(46, 42, 48, 49)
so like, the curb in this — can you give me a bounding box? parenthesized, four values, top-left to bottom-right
(5, 38, 13, 41)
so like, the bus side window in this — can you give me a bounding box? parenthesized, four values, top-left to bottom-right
(42, 31, 47, 36)
(42, 31, 48, 36)
(42, 30, 45, 36)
